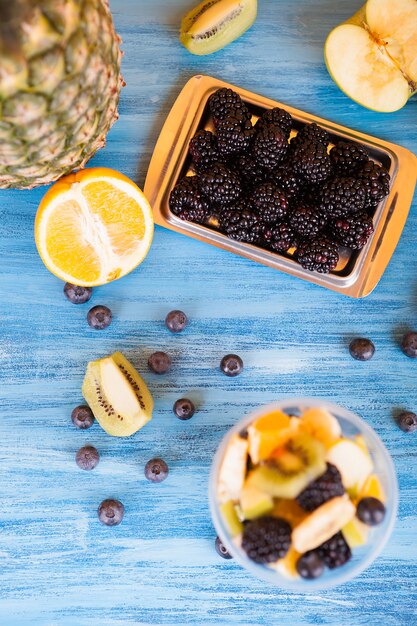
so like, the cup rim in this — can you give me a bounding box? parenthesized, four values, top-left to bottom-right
(208, 397, 399, 591)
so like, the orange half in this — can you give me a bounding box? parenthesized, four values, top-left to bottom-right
(35, 167, 154, 286)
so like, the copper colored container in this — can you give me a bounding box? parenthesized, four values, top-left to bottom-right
(145, 75, 417, 298)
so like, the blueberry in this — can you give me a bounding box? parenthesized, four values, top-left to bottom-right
(76, 445, 100, 470)
(296, 551, 324, 580)
(401, 332, 417, 358)
(239, 428, 249, 439)
(71, 405, 95, 429)
(356, 497, 386, 526)
(64, 282, 92, 304)
(165, 310, 188, 333)
(98, 499, 124, 526)
(173, 398, 195, 420)
(148, 351, 172, 374)
(349, 338, 375, 361)
(397, 411, 417, 433)
(87, 305, 112, 330)
(215, 536, 233, 559)
(220, 354, 243, 377)
(144, 458, 169, 483)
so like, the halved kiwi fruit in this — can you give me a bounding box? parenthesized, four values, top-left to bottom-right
(180, 0, 258, 56)
(246, 433, 326, 499)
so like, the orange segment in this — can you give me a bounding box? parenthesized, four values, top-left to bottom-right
(35, 167, 154, 287)
(248, 410, 291, 464)
(81, 181, 146, 256)
(45, 198, 102, 284)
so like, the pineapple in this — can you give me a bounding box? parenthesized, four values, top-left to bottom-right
(0, 0, 124, 189)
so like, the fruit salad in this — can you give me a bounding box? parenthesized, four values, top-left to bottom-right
(215, 405, 388, 582)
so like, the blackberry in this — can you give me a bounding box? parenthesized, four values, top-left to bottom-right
(251, 181, 289, 224)
(189, 130, 221, 173)
(296, 463, 345, 511)
(208, 88, 251, 127)
(242, 516, 291, 564)
(252, 125, 288, 171)
(291, 123, 330, 149)
(330, 141, 369, 175)
(289, 205, 327, 239)
(297, 235, 339, 273)
(316, 532, 351, 569)
(169, 176, 210, 224)
(357, 160, 390, 209)
(200, 163, 242, 207)
(270, 163, 303, 203)
(262, 221, 297, 253)
(234, 154, 266, 192)
(320, 176, 366, 218)
(292, 140, 332, 185)
(217, 117, 255, 158)
(328, 212, 374, 249)
(219, 205, 262, 244)
(255, 107, 293, 138)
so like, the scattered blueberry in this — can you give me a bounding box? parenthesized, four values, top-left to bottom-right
(349, 338, 375, 361)
(401, 331, 417, 358)
(76, 445, 100, 470)
(173, 398, 195, 420)
(64, 282, 92, 304)
(220, 354, 243, 377)
(165, 310, 188, 333)
(397, 411, 417, 433)
(148, 351, 172, 374)
(71, 405, 95, 429)
(144, 458, 169, 483)
(356, 497, 386, 526)
(87, 305, 112, 330)
(296, 551, 324, 580)
(98, 499, 124, 526)
(215, 536, 233, 559)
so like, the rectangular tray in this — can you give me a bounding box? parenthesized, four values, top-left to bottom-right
(144, 75, 417, 298)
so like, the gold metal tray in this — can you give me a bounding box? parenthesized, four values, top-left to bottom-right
(144, 75, 417, 298)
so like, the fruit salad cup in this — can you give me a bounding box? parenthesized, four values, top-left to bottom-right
(209, 398, 398, 590)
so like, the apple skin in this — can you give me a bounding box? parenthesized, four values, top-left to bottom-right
(324, 3, 416, 113)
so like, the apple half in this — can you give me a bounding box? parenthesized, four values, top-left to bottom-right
(325, 0, 417, 112)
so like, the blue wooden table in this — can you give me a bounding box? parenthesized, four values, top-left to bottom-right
(1, 1, 416, 624)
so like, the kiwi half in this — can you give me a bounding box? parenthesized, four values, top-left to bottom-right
(246, 433, 326, 499)
(82, 352, 153, 437)
(180, 0, 257, 56)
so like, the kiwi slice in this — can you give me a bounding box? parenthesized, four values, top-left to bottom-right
(246, 433, 326, 499)
(82, 352, 153, 437)
(180, 0, 258, 56)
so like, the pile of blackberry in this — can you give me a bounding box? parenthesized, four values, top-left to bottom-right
(169, 88, 391, 274)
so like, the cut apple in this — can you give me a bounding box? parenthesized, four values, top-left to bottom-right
(326, 438, 373, 489)
(218, 434, 248, 502)
(324, 0, 417, 112)
(240, 483, 274, 519)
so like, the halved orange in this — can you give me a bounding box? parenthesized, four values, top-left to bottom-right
(35, 167, 154, 286)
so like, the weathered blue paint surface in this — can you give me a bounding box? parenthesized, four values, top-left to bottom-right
(1, 1, 416, 624)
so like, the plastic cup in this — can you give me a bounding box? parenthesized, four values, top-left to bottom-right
(209, 398, 398, 591)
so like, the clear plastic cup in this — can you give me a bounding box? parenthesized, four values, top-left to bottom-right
(209, 398, 398, 591)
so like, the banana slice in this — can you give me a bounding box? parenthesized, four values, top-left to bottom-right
(292, 495, 355, 553)
(218, 434, 248, 502)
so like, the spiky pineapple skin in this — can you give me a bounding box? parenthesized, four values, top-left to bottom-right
(0, 0, 123, 189)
